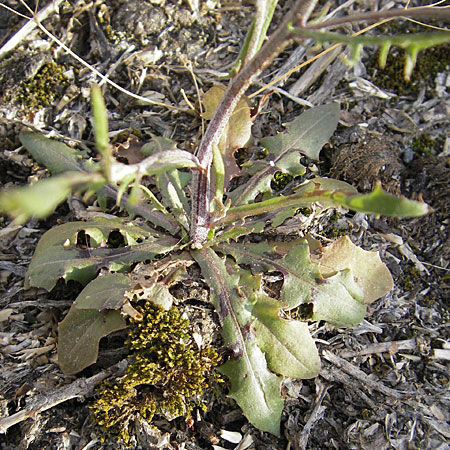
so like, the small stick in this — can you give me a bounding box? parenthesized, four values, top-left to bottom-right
(297, 381, 329, 450)
(0, 0, 65, 59)
(320, 366, 376, 408)
(339, 338, 417, 358)
(0, 360, 127, 434)
(322, 350, 406, 399)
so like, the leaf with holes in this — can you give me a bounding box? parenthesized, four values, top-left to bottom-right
(25, 219, 177, 291)
(217, 239, 369, 326)
(238, 269, 320, 378)
(192, 247, 284, 436)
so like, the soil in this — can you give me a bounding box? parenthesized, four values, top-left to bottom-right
(0, 1, 449, 450)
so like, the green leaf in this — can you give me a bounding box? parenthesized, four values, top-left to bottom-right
(140, 136, 178, 155)
(108, 149, 201, 183)
(319, 236, 393, 304)
(91, 85, 109, 154)
(217, 239, 368, 327)
(230, 0, 278, 74)
(330, 183, 431, 217)
(219, 341, 283, 436)
(0, 172, 105, 223)
(239, 270, 320, 379)
(99, 184, 180, 235)
(25, 219, 178, 291)
(19, 132, 95, 174)
(58, 306, 126, 375)
(192, 247, 283, 436)
(73, 272, 130, 310)
(156, 169, 190, 229)
(260, 103, 340, 161)
(229, 104, 339, 206)
(221, 177, 429, 225)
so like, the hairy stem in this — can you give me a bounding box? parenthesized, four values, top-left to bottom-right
(190, 0, 318, 247)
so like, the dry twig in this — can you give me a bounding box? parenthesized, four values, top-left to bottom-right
(0, 360, 127, 434)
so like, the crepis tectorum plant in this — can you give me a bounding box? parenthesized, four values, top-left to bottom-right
(0, 0, 447, 437)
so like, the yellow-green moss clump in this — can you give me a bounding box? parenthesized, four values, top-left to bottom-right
(368, 44, 450, 97)
(16, 62, 69, 108)
(90, 302, 221, 446)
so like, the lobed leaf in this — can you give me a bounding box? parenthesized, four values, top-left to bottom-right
(25, 219, 178, 291)
(220, 177, 430, 226)
(290, 28, 450, 80)
(330, 183, 431, 217)
(239, 270, 320, 379)
(319, 236, 393, 304)
(58, 306, 126, 375)
(217, 239, 368, 327)
(229, 104, 339, 206)
(259, 103, 340, 161)
(192, 247, 284, 436)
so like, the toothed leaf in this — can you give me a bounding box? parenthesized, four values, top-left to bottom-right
(290, 28, 450, 80)
(229, 104, 339, 206)
(239, 270, 320, 378)
(192, 248, 283, 436)
(319, 236, 393, 303)
(217, 239, 368, 326)
(25, 219, 177, 291)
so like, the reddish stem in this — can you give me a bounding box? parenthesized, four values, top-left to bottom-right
(190, 0, 318, 247)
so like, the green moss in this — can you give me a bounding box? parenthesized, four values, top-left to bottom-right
(400, 267, 421, 290)
(317, 214, 347, 239)
(368, 43, 450, 96)
(297, 207, 311, 217)
(16, 62, 69, 108)
(90, 302, 221, 446)
(412, 134, 436, 156)
(271, 171, 293, 191)
(319, 228, 347, 239)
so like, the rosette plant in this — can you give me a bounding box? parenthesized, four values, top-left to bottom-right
(1, 0, 447, 436)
